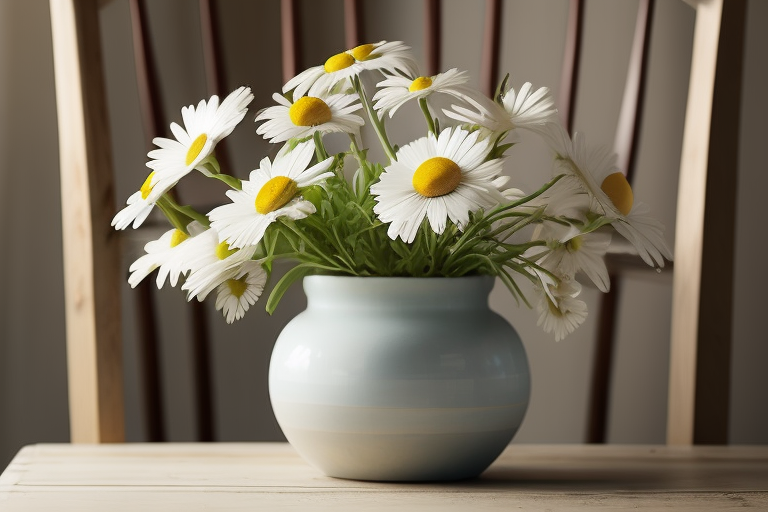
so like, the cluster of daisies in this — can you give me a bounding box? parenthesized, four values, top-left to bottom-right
(113, 40, 671, 340)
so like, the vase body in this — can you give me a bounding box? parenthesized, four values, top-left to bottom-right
(268, 275, 530, 481)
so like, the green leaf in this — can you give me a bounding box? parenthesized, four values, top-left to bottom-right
(302, 185, 324, 209)
(265, 263, 317, 315)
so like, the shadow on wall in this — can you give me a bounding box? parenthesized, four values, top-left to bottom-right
(0, 0, 70, 469)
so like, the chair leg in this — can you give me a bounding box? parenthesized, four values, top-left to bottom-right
(586, 277, 620, 443)
(137, 280, 166, 442)
(191, 301, 215, 442)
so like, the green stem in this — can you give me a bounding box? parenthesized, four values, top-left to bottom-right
(419, 97, 437, 135)
(161, 194, 211, 228)
(278, 220, 355, 274)
(313, 131, 329, 161)
(353, 75, 396, 162)
(156, 196, 193, 233)
(348, 135, 375, 199)
(303, 216, 357, 273)
(483, 174, 566, 222)
(209, 173, 242, 191)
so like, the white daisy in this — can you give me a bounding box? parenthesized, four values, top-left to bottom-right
(445, 81, 557, 134)
(180, 228, 257, 302)
(545, 123, 673, 267)
(255, 93, 364, 143)
(127, 222, 205, 289)
(111, 173, 166, 230)
(112, 87, 253, 230)
(535, 276, 588, 342)
(372, 68, 476, 117)
(371, 127, 507, 243)
(209, 140, 334, 249)
(534, 223, 612, 292)
(214, 260, 267, 323)
(283, 41, 419, 98)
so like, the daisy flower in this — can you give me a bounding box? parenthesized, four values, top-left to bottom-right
(255, 93, 364, 143)
(111, 172, 169, 230)
(283, 41, 419, 99)
(535, 275, 588, 342)
(534, 223, 612, 292)
(372, 68, 476, 117)
(180, 228, 258, 302)
(544, 123, 673, 268)
(445, 81, 557, 134)
(127, 222, 205, 289)
(209, 140, 334, 249)
(371, 127, 507, 243)
(112, 86, 253, 230)
(214, 260, 267, 324)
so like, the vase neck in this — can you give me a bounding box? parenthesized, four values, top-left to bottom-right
(302, 276, 494, 310)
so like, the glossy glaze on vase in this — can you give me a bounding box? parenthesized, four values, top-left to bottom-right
(268, 275, 530, 481)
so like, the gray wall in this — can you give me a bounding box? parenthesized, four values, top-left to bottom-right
(1, 0, 766, 468)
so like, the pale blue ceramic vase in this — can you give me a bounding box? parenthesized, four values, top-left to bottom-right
(268, 275, 530, 481)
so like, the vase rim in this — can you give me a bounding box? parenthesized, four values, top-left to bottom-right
(304, 274, 495, 282)
(301, 274, 496, 307)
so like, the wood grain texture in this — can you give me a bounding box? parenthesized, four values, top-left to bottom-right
(49, 0, 124, 444)
(667, 0, 726, 446)
(1, 444, 767, 510)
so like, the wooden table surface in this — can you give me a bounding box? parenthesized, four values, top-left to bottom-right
(1, 443, 767, 510)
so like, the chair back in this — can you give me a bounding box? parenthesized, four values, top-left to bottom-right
(50, 0, 743, 445)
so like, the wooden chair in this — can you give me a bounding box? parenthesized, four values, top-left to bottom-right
(572, 0, 743, 445)
(49, 0, 743, 445)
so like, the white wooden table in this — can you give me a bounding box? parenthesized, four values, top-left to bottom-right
(1, 443, 767, 510)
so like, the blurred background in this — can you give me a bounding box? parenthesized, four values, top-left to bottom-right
(1, 0, 766, 468)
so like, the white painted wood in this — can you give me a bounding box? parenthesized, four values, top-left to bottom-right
(667, 0, 723, 446)
(1, 444, 767, 510)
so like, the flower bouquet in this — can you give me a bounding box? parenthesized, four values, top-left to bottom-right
(113, 40, 671, 341)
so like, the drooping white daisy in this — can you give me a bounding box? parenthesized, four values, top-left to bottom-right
(371, 127, 507, 243)
(544, 123, 672, 268)
(214, 260, 267, 323)
(112, 87, 253, 230)
(535, 276, 588, 342)
(111, 171, 168, 230)
(283, 41, 419, 99)
(372, 68, 476, 117)
(255, 93, 364, 143)
(180, 228, 258, 302)
(445, 81, 557, 134)
(534, 223, 612, 292)
(209, 140, 334, 249)
(127, 221, 205, 289)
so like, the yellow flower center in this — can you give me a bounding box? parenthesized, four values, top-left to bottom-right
(289, 97, 332, 127)
(169, 229, 189, 247)
(324, 52, 355, 73)
(216, 241, 237, 260)
(600, 172, 634, 216)
(566, 236, 583, 252)
(409, 76, 433, 92)
(227, 276, 248, 298)
(255, 176, 299, 214)
(547, 296, 563, 317)
(412, 157, 462, 198)
(351, 44, 375, 60)
(185, 133, 208, 166)
(140, 172, 156, 200)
